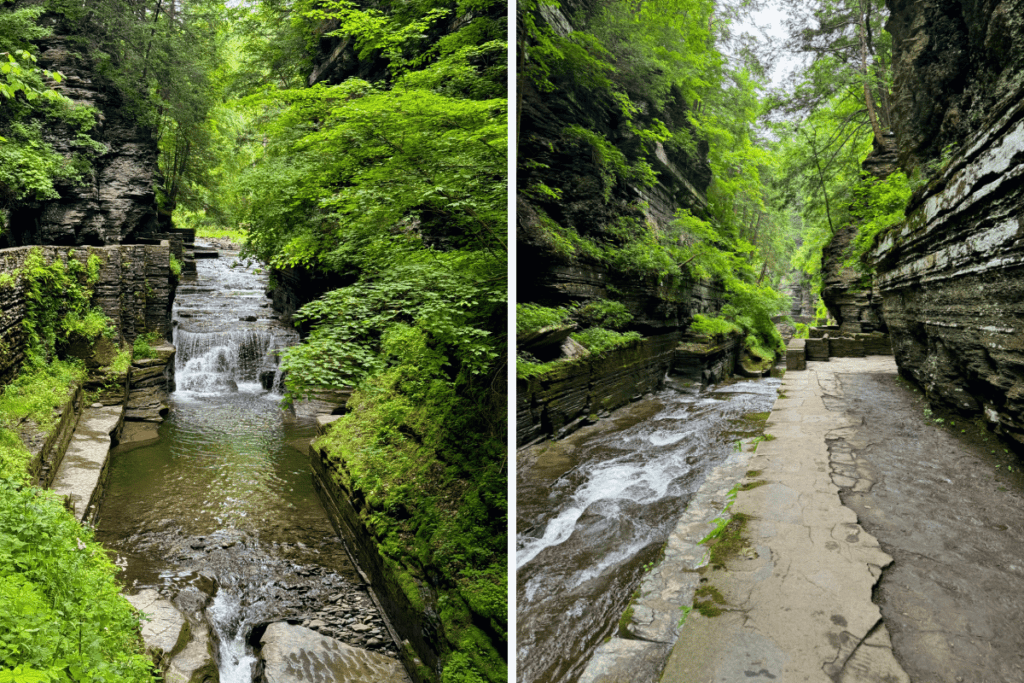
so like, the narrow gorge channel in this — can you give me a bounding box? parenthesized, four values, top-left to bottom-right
(94, 249, 397, 681)
(516, 377, 779, 683)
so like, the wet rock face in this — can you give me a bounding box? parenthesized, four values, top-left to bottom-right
(4, 27, 159, 247)
(886, 0, 1024, 174)
(873, 67, 1024, 443)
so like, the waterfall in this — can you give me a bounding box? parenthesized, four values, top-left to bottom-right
(171, 254, 298, 397)
(174, 329, 286, 394)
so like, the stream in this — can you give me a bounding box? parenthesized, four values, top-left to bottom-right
(515, 377, 778, 683)
(95, 250, 396, 681)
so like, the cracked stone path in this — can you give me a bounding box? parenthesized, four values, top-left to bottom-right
(658, 357, 910, 683)
(51, 404, 122, 523)
(824, 369, 1024, 682)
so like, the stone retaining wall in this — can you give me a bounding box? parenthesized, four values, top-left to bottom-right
(516, 332, 681, 447)
(310, 432, 440, 683)
(0, 244, 175, 384)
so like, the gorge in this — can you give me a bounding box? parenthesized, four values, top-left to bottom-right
(516, 0, 1024, 681)
(0, 0, 506, 681)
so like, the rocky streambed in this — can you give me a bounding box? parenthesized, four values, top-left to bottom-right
(516, 378, 779, 683)
(94, 250, 408, 682)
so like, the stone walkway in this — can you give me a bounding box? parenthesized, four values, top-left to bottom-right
(578, 357, 912, 683)
(51, 404, 123, 523)
(662, 357, 908, 682)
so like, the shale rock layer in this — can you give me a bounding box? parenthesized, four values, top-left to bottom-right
(873, 96, 1024, 443)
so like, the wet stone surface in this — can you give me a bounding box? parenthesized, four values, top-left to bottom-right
(826, 371, 1024, 682)
(516, 378, 779, 683)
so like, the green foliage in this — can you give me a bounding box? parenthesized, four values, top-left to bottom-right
(575, 300, 632, 330)
(847, 170, 911, 267)
(573, 328, 641, 354)
(169, 254, 182, 277)
(280, 252, 503, 400)
(238, 77, 506, 271)
(0, 8, 107, 215)
(131, 331, 162, 360)
(516, 303, 571, 336)
(0, 477, 154, 682)
(62, 308, 115, 341)
(317, 361, 506, 682)
(0, 360, 86, 480)
(690, 314, 742, 339)
(515, 356, 569, 380)
(107, 347, 132, 376)
(20, 249, 113, 367)
(564, 124, 658, 199)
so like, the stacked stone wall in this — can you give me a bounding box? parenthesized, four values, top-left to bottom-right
(0, 245, 174, 384)
(516, 332, 682, 447)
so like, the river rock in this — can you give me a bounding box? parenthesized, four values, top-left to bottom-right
(126, 589, 188, 673)
(165, 620, 217, 683)
(258, 622, 409, 683)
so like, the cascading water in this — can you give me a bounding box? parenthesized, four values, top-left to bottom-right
(516, 378, 779, 683)
(96, 247, 398, 682)
(172, 256, 295, 395)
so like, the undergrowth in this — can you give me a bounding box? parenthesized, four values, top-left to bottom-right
(316, 356, 506, 683)
(0, 360, 86, 480)
(0, 248, 153, 681)
(0, 478, 155, 682)
(131, 331, 163, 360)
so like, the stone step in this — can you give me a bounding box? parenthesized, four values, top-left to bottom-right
(50, 404, 123, 523)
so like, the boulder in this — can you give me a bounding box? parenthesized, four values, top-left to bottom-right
(126, 590, 189, 673)
(257, 622, 409, 683)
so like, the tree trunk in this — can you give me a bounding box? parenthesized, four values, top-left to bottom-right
(858, 0, 884, 145)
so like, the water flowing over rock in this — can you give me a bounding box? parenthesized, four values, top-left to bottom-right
(872, 0, 1024, 445)
(172, 255, 297, 395)
(257, 623, 409, 683)
(97, 248, 404, 682)
(516, 380, 779, 683)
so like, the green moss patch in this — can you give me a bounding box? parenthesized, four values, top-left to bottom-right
(693, 585, 728, 618)
(703, 512, 752, 570)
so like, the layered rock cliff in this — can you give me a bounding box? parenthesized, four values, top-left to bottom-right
(3, 22, 160, 248)
(820, 134, 898, 334)
(516, 4, 739, 445)
(872, 0, 1024, 445)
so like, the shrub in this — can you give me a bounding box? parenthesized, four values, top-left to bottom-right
(516, 303, 571, 336)
(573, 327, 642, 354)
(575, 300, 632, 330)
(0, 477, 154, 682)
